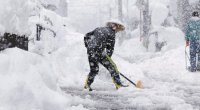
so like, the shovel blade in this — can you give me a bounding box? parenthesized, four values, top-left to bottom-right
(136, 80, 143, 89)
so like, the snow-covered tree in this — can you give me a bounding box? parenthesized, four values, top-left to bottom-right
(177, 0, 191, 32)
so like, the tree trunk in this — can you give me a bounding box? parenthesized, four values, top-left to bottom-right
(142, 0, 151, 50)
(118, 0, 122, 21)
(177, 0, 191, 32)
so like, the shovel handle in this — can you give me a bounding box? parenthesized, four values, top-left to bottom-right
(120, 73, 136, 86)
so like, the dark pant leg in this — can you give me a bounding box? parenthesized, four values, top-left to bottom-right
(86, 51, 99, 86)
(99, 54, 121, 85)
(197, 53, 200, 70)
(196, 40, 200, 69)
(190, 40, 197, 71)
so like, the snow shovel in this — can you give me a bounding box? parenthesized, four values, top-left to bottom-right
(120, 73, 143, 89)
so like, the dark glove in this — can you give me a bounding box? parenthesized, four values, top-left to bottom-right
(186, 41, 189, 47)
(84, 36, 88, 48)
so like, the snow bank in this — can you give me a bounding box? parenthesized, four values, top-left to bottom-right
(0, 48, 88, 110)
(158, 27, 184, 50)
(50, 31, 88, 87)
(149, 26, 184, 51)
(29, 6, 73, 55)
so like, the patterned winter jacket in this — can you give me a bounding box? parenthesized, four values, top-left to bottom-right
(84, 27, 116, 57)
(185, 17, 200, 41)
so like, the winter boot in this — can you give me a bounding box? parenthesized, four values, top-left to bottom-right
(84, 77, 93, 91)
(197, 63, 200, 71)
(112, 76, 128, 89)
(188, 66, 196, 72)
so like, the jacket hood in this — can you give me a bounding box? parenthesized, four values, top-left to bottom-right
(106, 19, 125, 31)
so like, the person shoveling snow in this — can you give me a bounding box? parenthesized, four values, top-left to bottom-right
(84, 20, 142, 91)
(84, 20, 126, 91)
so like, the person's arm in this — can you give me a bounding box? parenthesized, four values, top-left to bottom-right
(86, 31, 94, 37)
(84, 31, 94, 48)
(185, 22, 190, 47)
(106, 37, 115, 57)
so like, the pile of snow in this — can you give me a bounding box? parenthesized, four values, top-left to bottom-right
(50, 31, 88, 87)
(149, 26, 184, 51)
(28, 3, 74, 55)
(0, 48, 68, 110)
(0, 47, 91, 110)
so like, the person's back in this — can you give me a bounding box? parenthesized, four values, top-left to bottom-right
(85, 27, 115, 54)
(186, 15, 200, 41)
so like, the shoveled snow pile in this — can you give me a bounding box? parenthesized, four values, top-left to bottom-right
(0, 48, 89, 110)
